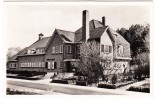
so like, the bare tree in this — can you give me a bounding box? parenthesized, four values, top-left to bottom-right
(72, 41, 116, 84)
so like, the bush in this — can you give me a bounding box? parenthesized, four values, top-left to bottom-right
(7, 88, 38, 95)
(76, 81, 87, 86)
(98, 83, 116, 89)
(128, 86, 150, 93)
(51, 80, 68, 84)
(111, 74, 117, 84)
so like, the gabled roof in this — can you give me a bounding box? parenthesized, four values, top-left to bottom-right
(8, 47, 28, 61)
(75, 19, 105, 42)
(108, 28, 130, 45)
(27, 37, 50, 50)
(55, 29, 75, 43)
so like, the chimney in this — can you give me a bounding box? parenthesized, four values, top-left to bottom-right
(38, 33, 44, 40)
(82, 10, 89, 41)
(102, 16, 105, 26)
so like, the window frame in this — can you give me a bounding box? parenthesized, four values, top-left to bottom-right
(60, 45, 63, 53)
(67, 45, 72, 53)
(52, 46, 56, 54)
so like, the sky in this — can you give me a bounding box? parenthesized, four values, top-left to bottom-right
(4, 2, 150, 48)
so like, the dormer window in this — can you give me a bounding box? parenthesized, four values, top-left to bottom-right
(26, 49, 36, 54)
(36, 48, 44, 54)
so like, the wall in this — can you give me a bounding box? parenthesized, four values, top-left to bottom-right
(45, 32, 64, 72)
(18, 55, 45, 72)
(100, 31, 113, 60)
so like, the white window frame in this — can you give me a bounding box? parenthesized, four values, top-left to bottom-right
(41, 62, 44, 67)
(55, 46, 59, 53)
(52, 46, 56, 54)
(118, 45, 123, 54)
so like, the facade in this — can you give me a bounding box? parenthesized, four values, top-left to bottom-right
(7, 10, 131, 74)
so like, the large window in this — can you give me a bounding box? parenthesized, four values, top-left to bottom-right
(101, 45, 112, 53)
(67, 45, 71, 53)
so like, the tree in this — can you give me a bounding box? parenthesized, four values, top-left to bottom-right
(7, 47, 22, 60)
(72, 41, 116, 85)
(117, 24, 150, 80)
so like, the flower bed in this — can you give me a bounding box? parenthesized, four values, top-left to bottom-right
(127, 83, 150, 93)
(115, 81, 135, 88)
(51, 79, 69, 84)
(76, 81, 87, 86)
(7, 88, 38, 95)
(98, 83, 116, 89)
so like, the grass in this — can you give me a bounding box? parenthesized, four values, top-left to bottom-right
(7, 88, 39, 95)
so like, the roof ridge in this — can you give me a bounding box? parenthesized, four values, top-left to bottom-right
(56, 28, 74, 33)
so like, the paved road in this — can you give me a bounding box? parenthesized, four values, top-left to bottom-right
(7, 78, 150, 95)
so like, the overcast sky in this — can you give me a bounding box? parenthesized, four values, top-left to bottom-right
(4, 2, 150, 48)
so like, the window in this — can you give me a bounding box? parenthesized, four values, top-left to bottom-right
(101, 45, 112, 53)
(60, 45, 63, 53)
(51, 62, 54, 69)
(47, 62, 51, 69)
(39, 62, 41, 67)
(41, 62, 44, 67)
(109, 46, 112, 53)
(55, 46, 59, 53)
(52, 46, 55, 54)
(67, 45, 71, 53)
(104, 45, 109, 53)
(118, 45, 123, 54)
(54, 62, 57, 69)
(76, 45, 80, 54)
(60, 62, 63, 69)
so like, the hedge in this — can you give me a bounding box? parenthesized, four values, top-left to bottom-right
(127, 86, 150, 93)
(51, 80, 69, 84)
(76, 81, 87, 86)
(98, 83, 116, 89)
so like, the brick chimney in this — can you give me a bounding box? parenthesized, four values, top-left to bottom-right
(82, 10, 89, 41)
(38, 33, 44, 40)
(102, 16, 105, 26)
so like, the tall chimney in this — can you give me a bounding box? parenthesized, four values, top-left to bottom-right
(102, 16, 105, 26)
(38, 33, 44, 40)
(82, 10, 89, 41)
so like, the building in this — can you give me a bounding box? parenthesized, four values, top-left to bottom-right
(7, 10, 131, 74)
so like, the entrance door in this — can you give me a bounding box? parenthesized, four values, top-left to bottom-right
(66, 61, 71, 72)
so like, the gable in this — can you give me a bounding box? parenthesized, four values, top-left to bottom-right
(100, 30, 113, 46)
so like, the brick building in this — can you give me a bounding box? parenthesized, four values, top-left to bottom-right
(7, 10, 131, 74)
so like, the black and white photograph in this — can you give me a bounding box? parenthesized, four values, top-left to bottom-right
(1, 0, 153, 96)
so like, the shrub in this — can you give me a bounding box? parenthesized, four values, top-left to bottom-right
(128, 86, 150, 93)
(76, 81, 87, 86)
(98, 83, 116, 89)
(111, 74, 117, 84)
(51, 80, 68, 84)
